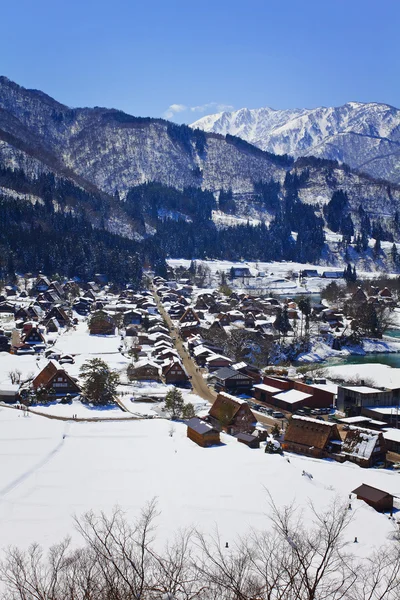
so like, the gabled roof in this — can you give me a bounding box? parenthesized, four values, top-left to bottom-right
(187, 417, 218, 435)
(209, 392, 253, 424)
(284, 416, 340, 450)
(342, 428, 383, 461)
(32, 361, 59, 388)
(352, 483, 393, 502)
(213, 367, 252, 381)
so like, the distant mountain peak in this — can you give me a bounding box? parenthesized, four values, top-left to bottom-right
(191, 101, 400, 183)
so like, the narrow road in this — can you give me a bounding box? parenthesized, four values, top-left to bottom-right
(152, 286, 282, 430)
(152, 286, 217, 403)
(152, 287, 280, 430)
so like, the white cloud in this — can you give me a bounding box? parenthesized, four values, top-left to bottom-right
(163, 103, 187, 119)
(163, 102, 234, 121)
(190, 102, 234, 114)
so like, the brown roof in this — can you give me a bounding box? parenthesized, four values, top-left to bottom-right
(32, 361, 58, 389)
(209, 392, 254, 426)
(284, 417, 341, 450)
(342, 429, 384, 461)
(352, 484, 393, 502)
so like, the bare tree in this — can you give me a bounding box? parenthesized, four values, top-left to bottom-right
(8, 369, 22, 385)
(1, 499, 400, 600)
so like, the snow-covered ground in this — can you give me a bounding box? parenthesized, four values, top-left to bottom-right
(168, 258, 394, 296)
(325, 363, 400, 390)
(0, 407, 398, 557)
(28, 400, 135, 420)
(297, 337, 400, 364)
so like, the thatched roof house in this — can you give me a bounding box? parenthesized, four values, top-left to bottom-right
(282, 415, 342, 458)
(209, 392, 256, 436)
(342, 427, 386, 468)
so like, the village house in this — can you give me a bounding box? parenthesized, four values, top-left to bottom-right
(341, 427, 387, 468)
(32, 361, 81, 397)
(210, 366, 253, 394)
(352, 484, 394, 513)
(208, 392, 256, 435)
(163, 360, 189, 385)
(282, 415, 342, 459)
(178, 309, 199, 325)
(89, 311, 115, 335)
(205, 354, 233, 372)
(336, 385, 394, 414)
(33, 276, 51, 293)
(22, 326, 46, 346)
(236, 432, 260, 448)
(254, 376, 334, 412)
(186, 417, 221, 447)
(127, 359, 161, 382)
(45, 306, 70, 327)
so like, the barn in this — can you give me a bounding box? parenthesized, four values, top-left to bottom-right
(186, 417, 221, 447)
(208, 392, 256, 436)
(282, 415, 342, 458)
(352, 484, 394, 513)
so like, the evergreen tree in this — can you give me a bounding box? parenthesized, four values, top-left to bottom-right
(80, 358, 120, 405)
(392, 243, 399, 266)
(164, 388, 185, 420)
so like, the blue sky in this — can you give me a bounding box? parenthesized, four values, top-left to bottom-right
(1, 0, 399, 123)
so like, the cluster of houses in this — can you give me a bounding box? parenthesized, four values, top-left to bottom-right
(186, 389, 390, 473)
(0, 273, 195, 402)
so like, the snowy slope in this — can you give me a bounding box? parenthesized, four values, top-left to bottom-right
(192, 102, 400, 183)
(0, 409, 398, 555)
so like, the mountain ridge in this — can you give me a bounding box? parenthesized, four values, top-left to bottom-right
(191, 101, 400, 184)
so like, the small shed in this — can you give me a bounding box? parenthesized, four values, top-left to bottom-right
(236, 432, 260, 449)
(352, 484, 394, 513)
(187, 417, 220, 447)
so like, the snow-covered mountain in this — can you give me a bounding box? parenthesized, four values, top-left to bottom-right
(191, 102, 400, 184)
(2, 75, 400, 245)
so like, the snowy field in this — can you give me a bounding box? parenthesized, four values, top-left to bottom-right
(0, 407, 399, 558)
(168, 258, 393, 296)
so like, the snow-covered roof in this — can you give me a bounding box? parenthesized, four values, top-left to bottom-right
(205, 354, 232, 363)
(341, 385, 382, 394)
(254, 383, 282, 394)
(273, 390, 312, 404)
(383, 428, 400, 443)
(292, 415, 336, 426)
(365, 406, 400, 415)
(340, 416, 372, 424)
(342, 428, 381, 461)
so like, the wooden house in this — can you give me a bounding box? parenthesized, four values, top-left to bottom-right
(236, 432, 260, 448)
(0, 302, 15, 314)
(45, 306, 70, 327)
(187, 417, 220, 447)
(216, 313, 230, 326)
(341, 427, 386, 468)
(127, 360, 161, 382)
(352, 484, 394, 513)
(89, 311, 115, 335)
(48, 281, 65, 298)
(210, 366, 253, 393)
(282, 416, 342, 458)
(208, 392, 256, 435)
(123, 310, 142, 326)
(163, 360, 189, 385)
(205, 354, 233, 372)
(351, 287, 368, 305)
(33, 276, 50, 293)
(179, 307, 200, 324)
(32, 361, 81, 396)
(22, 327, 45, 345)
(44, 317, 59, 333)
